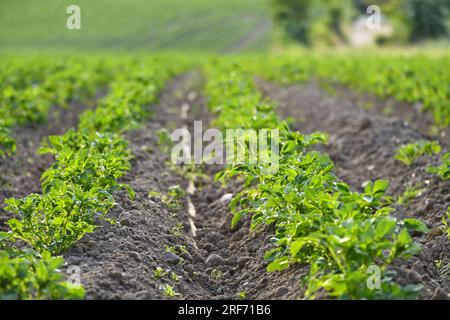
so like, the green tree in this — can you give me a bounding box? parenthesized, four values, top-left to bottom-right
(270, 0, 355, 45)
(408, 0, 449, 40)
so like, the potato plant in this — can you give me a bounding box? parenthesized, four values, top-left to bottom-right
(5, 130, 133, 254)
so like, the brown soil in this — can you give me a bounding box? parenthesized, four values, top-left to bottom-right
(326, 82, 450, 148)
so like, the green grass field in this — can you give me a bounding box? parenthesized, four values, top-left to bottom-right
(0, 0, 272, 53)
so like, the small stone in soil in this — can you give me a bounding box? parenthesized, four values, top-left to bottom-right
(274, 287, 289, 297)
(406, 270, 421, 283)
(247, 240, 260, 253)
(216, 239, 228, 249)
(202, 243, 217, 252)
(205, 232, 223, 244)
(129, 251, 142, 262)
(227, 255, 238, 266)
(218, 248, 230, 257)
(358, 116, 372, 130)
(66, 256, 81, 265)
(431, 288, 448, 300)
(164, 252, 182, 264)
(109, 271, 124, 282)
(205, 254, 225, 267)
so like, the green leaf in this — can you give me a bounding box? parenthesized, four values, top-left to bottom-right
(231, 210, 246, 229)
(290, 239, 306, 256)
(267, 257, 290, 272)
(336, 182, 350, 193)
(403, 219, 429, 234)
(397, 228, 413, 246)
(375, 219, 396, 239)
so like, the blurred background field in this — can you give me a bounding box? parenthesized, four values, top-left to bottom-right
(0, 0, 272, 53)
(0, 1, 449, 302)
(0, 0, 448, 54)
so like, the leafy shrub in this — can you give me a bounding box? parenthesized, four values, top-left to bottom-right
(427, 152, 450, 180)
(442, 208, 450, 239)
(5, 130, 133, 254)
(395, 140, 441, 166)
(0, 126, 15, 157)
(1, 55, 189, 298)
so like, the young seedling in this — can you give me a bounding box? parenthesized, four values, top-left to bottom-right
(177, 245, 188, 254)
(164, 245, 187, 263)
(149, 185, 186, 213)
(149, 190, 163, 199)
(156, 128, 173, 153)
(165, 245, 178, 254)
(167, 185, 185, 201)
(237, 291, 248, 300)
(160, 284, 180, 298)
(435, 259, 450, 280)
(396, 183, 425, 205)
(168, 161, 209, 185)
(153, 267, 168, 279)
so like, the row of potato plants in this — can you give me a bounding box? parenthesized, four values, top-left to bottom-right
(395, 140, 450, 181)
(0, 57, 111, 157)
(204, 61, 429, 299)
(245, 53, 450, 126)
(0, 56, 187, 299)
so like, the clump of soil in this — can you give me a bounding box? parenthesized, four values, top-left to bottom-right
(328, 83, 450, 148)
